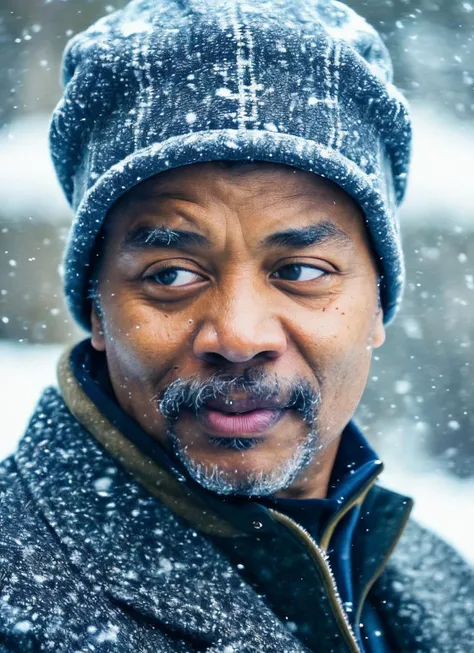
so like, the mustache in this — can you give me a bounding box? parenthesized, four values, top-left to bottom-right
(157, 368, 321, 426)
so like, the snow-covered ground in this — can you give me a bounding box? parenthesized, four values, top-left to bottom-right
(1, 340, 473, 564)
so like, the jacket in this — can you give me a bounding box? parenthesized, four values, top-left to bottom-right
(0, 347, 473, 652)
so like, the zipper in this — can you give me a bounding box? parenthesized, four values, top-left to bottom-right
(354, 499, 413, 626)
(319, 472, 381, 552)
(268, 508, 362, 653)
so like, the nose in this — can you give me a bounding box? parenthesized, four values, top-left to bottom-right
(192, 284, 288, 365)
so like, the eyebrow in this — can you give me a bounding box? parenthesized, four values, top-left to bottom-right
(120, 226, 211, 252)
(261, 220, 353, 250)
(120, 220, 353, 254)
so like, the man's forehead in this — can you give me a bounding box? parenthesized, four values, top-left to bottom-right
(109, 162, 360, 231)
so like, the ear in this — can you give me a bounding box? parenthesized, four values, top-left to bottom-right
(90, 304, 106, 351)
(371, 307, 386, 349)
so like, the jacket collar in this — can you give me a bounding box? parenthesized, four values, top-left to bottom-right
(262, 420, 384, 549)
(64, 339, 385, 545)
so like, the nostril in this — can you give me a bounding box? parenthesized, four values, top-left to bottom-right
(200, 351, 229, 365)
(199, 350, 277, 365)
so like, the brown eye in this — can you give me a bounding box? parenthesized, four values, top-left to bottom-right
(149, 267, 202, 287)
(272, 264, 326, 281)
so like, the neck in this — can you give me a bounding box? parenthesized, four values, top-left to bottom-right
(273, 436, 341, 500)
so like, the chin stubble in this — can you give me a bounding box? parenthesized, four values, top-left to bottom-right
(167, 422, 321, 497)
(157, 369, 321, 497)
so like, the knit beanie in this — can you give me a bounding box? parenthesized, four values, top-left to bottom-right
(50, 0, 411, 330)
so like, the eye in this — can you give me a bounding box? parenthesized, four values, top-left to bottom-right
(272, 263, 326, 282)
(148, 267, 203, 287)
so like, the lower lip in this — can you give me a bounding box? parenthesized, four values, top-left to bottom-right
(199, 408, 284, 435)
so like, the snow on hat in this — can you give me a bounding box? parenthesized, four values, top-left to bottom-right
(50, 0, 411, 331)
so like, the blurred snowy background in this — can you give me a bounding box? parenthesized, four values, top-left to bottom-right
(0, 0, 473, 563)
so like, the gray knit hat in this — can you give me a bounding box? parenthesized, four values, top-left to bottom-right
(50, 0, 411, 331)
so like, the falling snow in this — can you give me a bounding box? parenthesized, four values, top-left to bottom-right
(1, 0, 473, 649)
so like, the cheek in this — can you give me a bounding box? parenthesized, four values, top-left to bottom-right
(308, 338, 372, 438)
(296, 294, 376, 360)
(102, 297, 192, 382)
(293, 297, 376, 419)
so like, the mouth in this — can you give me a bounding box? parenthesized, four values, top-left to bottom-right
(196, 397, 286, 436)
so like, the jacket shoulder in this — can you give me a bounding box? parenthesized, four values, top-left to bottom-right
(0, 390, 80, 649)
(0, 455, 41, 543)
(376, 517, 474, 653)
(394, 517, 474, 587)
(404, 516, 470, 558)
(0, 459, 54, 648)
(0, 387, 66, 559)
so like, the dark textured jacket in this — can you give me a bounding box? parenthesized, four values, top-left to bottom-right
(0, 353, 473, 652)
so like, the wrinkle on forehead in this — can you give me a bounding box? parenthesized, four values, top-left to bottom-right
(112, 161, 360, 212)
(105, 162, 368, 261)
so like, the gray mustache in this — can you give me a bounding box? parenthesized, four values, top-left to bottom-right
(157, 369, 320, 426)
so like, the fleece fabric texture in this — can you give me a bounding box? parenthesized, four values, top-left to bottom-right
(50, 0, 412, 330)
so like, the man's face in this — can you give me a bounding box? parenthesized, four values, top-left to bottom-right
(91, 162, 385, 498)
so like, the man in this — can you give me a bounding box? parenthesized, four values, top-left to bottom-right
(0, 0, 472, 651)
